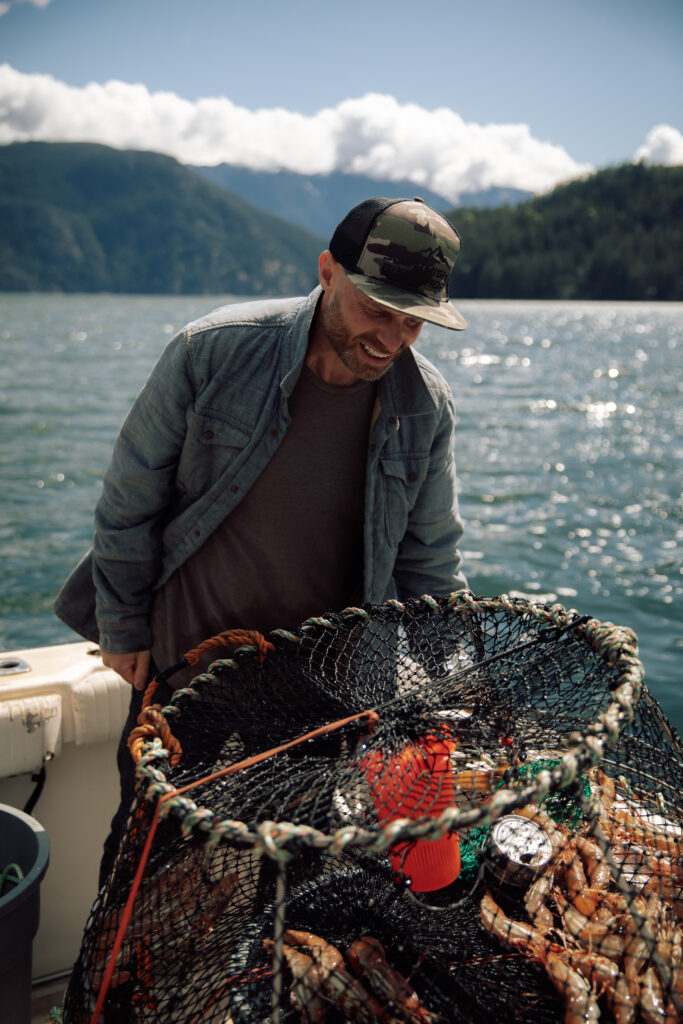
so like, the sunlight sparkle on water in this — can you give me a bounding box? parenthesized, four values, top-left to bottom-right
(0, 295, 681, 732)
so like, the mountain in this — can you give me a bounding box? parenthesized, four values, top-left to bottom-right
(1, 143, 680, 300)
(448, 163, 683, 301)
(191, 164, 531, 237)
(191, 166, 454, 238)
(0, 142, 324, 294)
(455, 186, 532, 209)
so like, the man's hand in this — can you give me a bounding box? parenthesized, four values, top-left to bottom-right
(101, 650, 152, 690)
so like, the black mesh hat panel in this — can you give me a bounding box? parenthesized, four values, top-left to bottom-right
(328, 197, 410, 272)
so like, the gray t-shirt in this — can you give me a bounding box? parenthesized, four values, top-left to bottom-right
(151, 365, 376, 683)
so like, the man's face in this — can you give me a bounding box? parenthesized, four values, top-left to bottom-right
(320, 270, 424, 382)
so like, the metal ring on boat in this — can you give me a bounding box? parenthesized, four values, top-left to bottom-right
(0, 656, 32, 676)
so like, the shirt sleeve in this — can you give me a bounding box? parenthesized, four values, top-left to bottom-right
(392, 391, 468, 600)
(92, 331, 195, 652)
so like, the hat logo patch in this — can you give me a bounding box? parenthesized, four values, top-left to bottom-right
(363, 241, 451, 296)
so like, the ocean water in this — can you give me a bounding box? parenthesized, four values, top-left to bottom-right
(1, 294, 681, 732)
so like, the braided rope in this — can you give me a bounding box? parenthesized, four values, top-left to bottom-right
(269, 628, 299, 642)
(131, 593, 644, 861)
(185, 628, 274, 665)
(301, 616, 336, 631)
(129, 706, 183, 767)
(340, 606, 370, 619)
(133, 713, 611, 862)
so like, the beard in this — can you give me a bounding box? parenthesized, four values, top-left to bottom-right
(320, 288, 405, 382)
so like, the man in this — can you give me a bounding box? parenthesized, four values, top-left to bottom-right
(54, 195, 469, 881)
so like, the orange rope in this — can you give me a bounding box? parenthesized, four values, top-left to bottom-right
(128, 705, 183, 766)
(142, 676, 161, 710)
(169, 708, 380, 799)
(183, 628, 275, 665)
(127, 630, 275, 766)
(89, 798, 164, 1024)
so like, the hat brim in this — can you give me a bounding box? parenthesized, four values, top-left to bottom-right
(347, 273, 467, 331)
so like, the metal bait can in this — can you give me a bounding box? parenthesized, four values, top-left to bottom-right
(485, 814, 553, 889)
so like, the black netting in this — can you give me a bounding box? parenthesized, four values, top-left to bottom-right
(59, 593, 683, 1024)
(226, 864, 564, 1024)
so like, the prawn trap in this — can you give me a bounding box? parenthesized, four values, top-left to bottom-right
(59, 592, 683, 1024)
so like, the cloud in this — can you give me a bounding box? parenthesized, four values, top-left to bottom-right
(633, 124, 683, 167)
(0, 0, 52, 14)
(0, 63, 597, 199)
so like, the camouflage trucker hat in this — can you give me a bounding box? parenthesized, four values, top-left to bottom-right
(329, 197, 466, 330)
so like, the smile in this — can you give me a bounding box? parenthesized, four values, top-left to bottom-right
(361, 342, 392, 360)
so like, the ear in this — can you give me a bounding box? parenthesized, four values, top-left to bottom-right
(318, 249, 340, 292)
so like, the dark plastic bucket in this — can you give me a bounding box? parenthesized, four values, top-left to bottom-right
(0, 803, 50, 1024)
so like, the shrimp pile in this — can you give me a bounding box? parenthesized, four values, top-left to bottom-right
(479, 776, 683, 1024)
(263, 929, 440, 1024)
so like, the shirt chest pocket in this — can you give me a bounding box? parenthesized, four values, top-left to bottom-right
(177, 409, 253, 498)
(379, 456, 428, 546)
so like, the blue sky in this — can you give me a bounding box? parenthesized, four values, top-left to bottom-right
(1, 0, 681, 198)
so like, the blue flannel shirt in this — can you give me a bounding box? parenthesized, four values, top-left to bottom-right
(54, 288, 467, 651)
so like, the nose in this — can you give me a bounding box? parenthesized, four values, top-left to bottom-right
(376, 315, 407, 351)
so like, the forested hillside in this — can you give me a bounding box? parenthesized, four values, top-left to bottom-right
(0, 143, 680, 299)
(449, 163, 683, 300)
(0, 142, 323, 294)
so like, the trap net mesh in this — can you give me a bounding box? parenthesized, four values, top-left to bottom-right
(57, 591, 683, 1024)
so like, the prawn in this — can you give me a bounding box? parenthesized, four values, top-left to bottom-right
(595, 769, 683, 861)
(606, 972, 638, 1024)
(552, 887, 625, 961)
(575, 834, 612, 890)
(283, 929, 345, 972)
(453, 765, 508, 796)
(481, 892, 605, 1024)
(263, 939, 327, 1024)
(277, 930, 404, 1024)
(565, 949, 619, 993)
(348, 935, 439, 1024)
(524, 865, 556, 935)
(524, 847, 575, 936)
(480, 890, 551, 959)
(571, 886, 624, 922)
(544, 950, 601, 1024)
(639, 964, 678, 1024)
